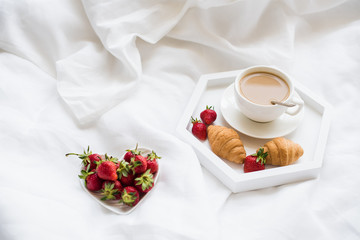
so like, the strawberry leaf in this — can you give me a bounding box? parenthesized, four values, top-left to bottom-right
(78, 164, 94, 179)
(100, 182, 119, 201)
(190, 116, 202, 124)
(117, 160, 130, 178)
(147, 150, 161, 161)
(135, 169, 154, 191)
(65, 146, 93, 166)
(126, 143, 141, 156)
(255, 147, 268, 165)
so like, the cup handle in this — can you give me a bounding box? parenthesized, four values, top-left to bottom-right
(284, 94, 304, 116)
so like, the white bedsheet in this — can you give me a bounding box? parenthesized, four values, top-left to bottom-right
(1, 0, 360, 239)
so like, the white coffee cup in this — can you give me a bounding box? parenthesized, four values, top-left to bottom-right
(233, 66, 304, 122)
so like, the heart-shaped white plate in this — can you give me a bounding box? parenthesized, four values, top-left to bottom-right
(79, 147, 159, 214)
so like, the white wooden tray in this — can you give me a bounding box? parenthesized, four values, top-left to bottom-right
(176, 69, 332, 193)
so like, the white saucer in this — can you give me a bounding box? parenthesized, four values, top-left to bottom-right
(220, 83, 304, 139)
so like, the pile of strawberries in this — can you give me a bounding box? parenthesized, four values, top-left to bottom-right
(66, 145, 160, 207)
(191, 105, 267, 173)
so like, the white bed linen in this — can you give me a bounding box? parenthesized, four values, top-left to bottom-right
(1, 0, 360, 239)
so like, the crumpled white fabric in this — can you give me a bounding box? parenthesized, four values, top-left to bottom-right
(58, 0, 245, 124)
(1, 0, 360, 239)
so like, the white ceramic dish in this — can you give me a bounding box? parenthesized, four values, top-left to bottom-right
(176, 69, 332, 193)
(221, 83, 305, 139)
(79, 148, 159, 214)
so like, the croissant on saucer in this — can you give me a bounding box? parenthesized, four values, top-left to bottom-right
(207, 125, 246, 164)
(260, 137, 303, 166)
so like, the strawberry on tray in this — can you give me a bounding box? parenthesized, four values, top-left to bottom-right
(66, 145, 160, 214)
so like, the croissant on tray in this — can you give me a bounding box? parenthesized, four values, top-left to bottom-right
(207, 125, 246, 164)
(260, 137, 304, 166)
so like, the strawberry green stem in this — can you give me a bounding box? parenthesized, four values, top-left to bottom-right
(252, 147, 268, 165)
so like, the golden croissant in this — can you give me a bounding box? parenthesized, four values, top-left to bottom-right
(207, 125, 246, 164)
(261, 137, 303, 166)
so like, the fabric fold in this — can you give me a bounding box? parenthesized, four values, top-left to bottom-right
(56, 43, 139, 124)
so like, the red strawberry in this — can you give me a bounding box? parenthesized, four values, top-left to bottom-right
(191, 117, 207, 140)
(147, 160, 158, 174)
(88, 154, 103, 170)
(79, 166, 103, 192)
(244, 148, 268, 173)
(131, 155, 147, 174)
(97, 158, 118, 181)
(66, 146, 103, 170)
(123, 144, 141, 163)
(101, 180, 123, 200)
(146, 150, 160, 173)
(120, 172, 135, 186)
(85, 173, 104, 192)
(135, 169, 154, 194)
(200, 105, 217, 125)
(117, 160, 135, 186)
(121, 186, 140, 207)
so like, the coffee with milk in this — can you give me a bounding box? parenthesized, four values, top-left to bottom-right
(239, 72, 290, 106)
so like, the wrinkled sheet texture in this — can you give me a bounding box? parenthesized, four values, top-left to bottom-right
(1, 0, 360, 239)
